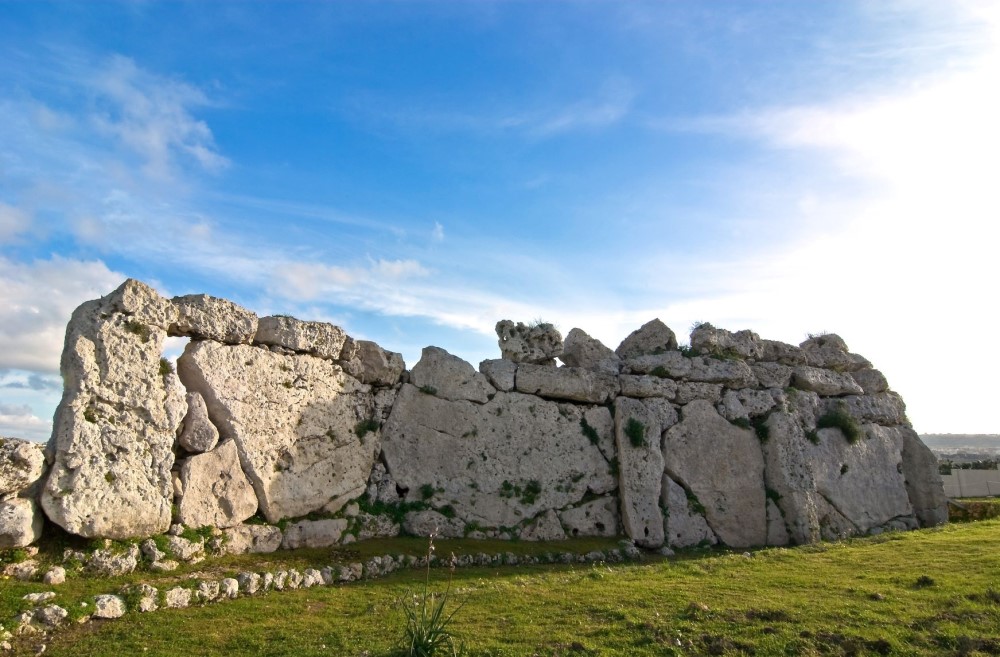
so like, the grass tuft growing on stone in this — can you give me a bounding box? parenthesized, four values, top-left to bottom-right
(817, 407, 862, 444)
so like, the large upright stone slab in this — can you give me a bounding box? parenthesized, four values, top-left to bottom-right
(382, 385, 615, 529)
(661, 475, 717, 548)
(178, 341, 379, 522)
(614, 397, 664, 548)
(339, 338, 405, 386)
(175, 440, 257, 529)
(899, 427, 948, 527)
(42, 279, 184, 539)
(761, 411, 822, 545)
(170, 295, 257, 344)
(253, 316, 348, 360)
(662, 399, 766, 548)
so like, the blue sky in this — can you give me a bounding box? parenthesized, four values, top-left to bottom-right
(1, 1, 998, 441)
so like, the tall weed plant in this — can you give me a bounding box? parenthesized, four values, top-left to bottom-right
(399, 531, 465, 657)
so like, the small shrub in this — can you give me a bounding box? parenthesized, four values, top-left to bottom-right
(751, 416, 770, 443)
(805, 430, 820, 445)
(355, 418, 379, 438)
(520, 480, 542, 505)
(650, 366, 670, 378)
(124, 319, 151, 343)
(419, 385, 438, 396)
(817, 407, 862, 444)
(83, 408, 98, 423)
(579, 418, 600, 445)
(420, 484, 435, 500)
(625, 418, 647, 448)
(914, 575, 936, 589)
(158, 357, 174, 377)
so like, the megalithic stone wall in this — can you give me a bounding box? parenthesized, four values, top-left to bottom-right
(0, 279, 948, 551)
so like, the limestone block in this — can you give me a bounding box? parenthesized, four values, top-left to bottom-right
(791, 366, 864, 396)
(515, 363, 618, 403)
(800, 334, 871, 372)
(253, 315, 347, 360)
(0, 498, 43, 548)
(661, 476, 717, 549)
(750, 362, 793, 389)
(87, 544, 140, 576)
(164, 535, 204, 562)
(176, 440, 257, 529)
(356, 512, 400, 540)
(760, 412, 821, 545)
(663, 400, 766, 548)
(832, 392, 907, 426)
(170, 294, 257, 344)
(717, 389, 776, 422)
(615, 319, 678, 360)
(382, 385, 615, 529)
(674, 382, 723, 405)
(759, 339, 806, 366)
(402, 510, 465, 538)
(641, 398, 679, 433)
(560, 328, 621, 374)
(178, 341, 379, 522)
(899, 427, 948, 527)
(687, 356, 757, 388)
(559, 497, 619, 538)
(136, 584, 158, 612)
(165, 587, 192, 609)
(850, 368, 890, 395)
(519, 509, 567, 541)
(619, 375, 677, 400)
(582, 405, 617, 462)
(92, 594, 125, 619)
(766, 499, 790, 546)
(0, 437, 46, 496)
(478, 359, 517, 392)
(281, 518, 349, 549)
(625, 352, 692, 378)
(495, 320, 563, 364)
(221, 524, 282, 554)
(410, 346, 495, 403)
(614, 397, 664, 548)
(42, 279, 184, 539)
(690, 324, 764, 360)
(177, 392, 220, 453)
(339, 338, 405, 386)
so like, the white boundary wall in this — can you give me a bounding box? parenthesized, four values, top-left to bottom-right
(941, 469, 1000, 498)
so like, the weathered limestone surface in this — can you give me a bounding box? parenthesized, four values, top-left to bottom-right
(800, 334, 871, 372)
(559, 496, 619, 538)
(177, 392, 220, 453)
(663, 400, 766, 548)
(176, 440, 257, 529)
(519, 509, 567, 541)
(381, 384, 615, 529)
(41, 279, 184, 539)
(761, 411, 821, 545)
(0, 438, 46, 496)
(410, 346, 495, 403)
(281, 518, 349, 549)
(661, 476, 717, 549)
(478, 359, 516, 392)
(515, 363, 618, 404)
(253, 315, 348, 361)
(178, 341, 380, 522)
(0, 498, 43, 548)
(618, 375, 677, 400)
(614, 397, 664, 548)
(496, 320, 563, 364)
(690, 324, 763, 360)
(170, 294, 257, 344)
(560, 328, 621, 374)
(339, 338, 405, 386)
(899, 427, 949, 526)
(791, 366, 864, 396)
(615, 319, 677, 360)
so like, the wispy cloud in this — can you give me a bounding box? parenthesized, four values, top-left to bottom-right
(0, 402, 52, 442)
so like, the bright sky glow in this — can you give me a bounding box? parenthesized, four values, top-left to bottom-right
(1, 1, 997, 441)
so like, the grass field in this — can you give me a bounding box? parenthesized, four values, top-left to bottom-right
(2, 519, 999, 656)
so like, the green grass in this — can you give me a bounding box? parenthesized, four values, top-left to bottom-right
(4, 522, 1000, 656)
(817, 407, 862, 444)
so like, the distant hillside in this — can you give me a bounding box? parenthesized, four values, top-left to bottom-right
(921, 434, 1000, 450)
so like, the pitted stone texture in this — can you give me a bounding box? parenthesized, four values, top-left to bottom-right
(759, 339, 806, 366)
(766, 499, 790, 546)
(751, 362, 793, 389)
(519, 509, 567, 541)
(281, 518, 349, 549)
(177, 392, 220, 453)
(690, 324, 764, 360)
(851, 369, 890, 395)
(625, 352, 692, 378)
(87, 544, 140, 576)
(663, 400, 766, 548)
(615, 319, 678, 360)
(253, 315, 348, 360)
(496, 320, 563, 364)
(165, 587, 192, 609)
(478, 359, 516, 392)
(176, 440, 257, 529)
(806, 424, 914, 534)
(800, 334, 871, 372)
(0, 437, 46, 496)
(661, 476, 717, 549)
(0, 498, 43, 548)
(382, 385, 615, 529)
(515, 363, 618, 404)
(831, 393, 907, 426)
(339, 338, 405, 386)
(367, 462, 401, 505)
(899, 427, 948, 527)
(674, 382, 723, 405)
(582, 405, 616, 462)
(761, 412, 821, 545)
(560, 328, 621, 374)
(402, 509, 466, 538)
(93, 594, 125, 619)
(614, 397, 665, 548)
(791, 366, 864, 397)
(178, 341, 379, 523)
(221, 524, 282, 555)
(42, 279, 184, 539)
(559, 497, 619, 538)
(687, 357, 757, 388)
(619, 375, 677, 400)
(717, 389, 777, 422)
(411, 346, 496, 403)
(170, 294, 257, 344)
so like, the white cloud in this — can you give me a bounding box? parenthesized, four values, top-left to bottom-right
(0, 203, 31, 243)
(0, 256, 124, 372)
(0, 402, 51, 443)
(432, 221, 445, 242)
